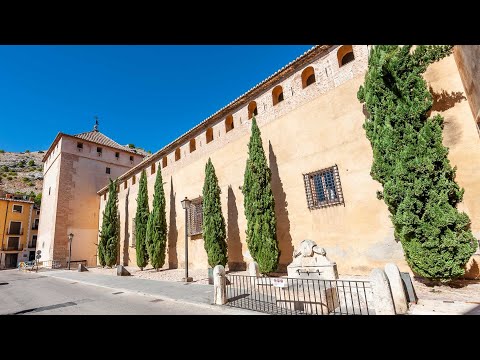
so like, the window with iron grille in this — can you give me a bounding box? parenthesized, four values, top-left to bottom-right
(188, 197, 203, 236)
(303, 165, 344, 209)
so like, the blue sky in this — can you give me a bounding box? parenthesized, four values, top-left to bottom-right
(0, 45, 313, 153)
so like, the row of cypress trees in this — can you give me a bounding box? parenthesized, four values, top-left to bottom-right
(99, 116, 280, 274)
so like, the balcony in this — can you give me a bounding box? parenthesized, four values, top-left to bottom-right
(7, 229, 23, 235)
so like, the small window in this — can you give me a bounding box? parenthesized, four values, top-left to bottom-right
(190, 139, 196, 153)
(97, 147, 102, 156)
(49, 187, 51, 195)
(337, 45, 355, 67)
(151, 163, 156, 175)
(175, 148, 181, 161)
(115, 152, 120, 159)
(132, 175, 136, 185)
(301, 66, 316, 88)
(303, 165, 344, 209)
(188, 197, 203, 236)
(225, 115, 234, 133)
(248, 101, 258, 119)
(106, 167, 111, 174)
(124, 181, 127, 190)
(32, 218, 39, 230)
(36, 210, 40, 216)
(162, 156, 168, 168)
(206, 128, 214, 144)
(77, 142, 83, 150)
(129, 155, 134, 162)
(104, 193, 106, 200)
(272, 85, 284, 106)
(12, 205, 23, 213)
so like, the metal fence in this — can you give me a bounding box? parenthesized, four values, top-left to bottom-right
(225, 274, 374, 315)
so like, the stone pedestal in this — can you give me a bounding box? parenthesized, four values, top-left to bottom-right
(287, 240, 338, 280)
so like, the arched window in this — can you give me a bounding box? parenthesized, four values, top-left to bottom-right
(272, 85, 284, 106)
(206, 128, 214, 144)
(301, 66, 316, 88)
(225, 115, 234, 132)
(132, 175, 136, 185)
(175, 148, 181, 161)
(151, 162, 156, 175)
(190, 139, 196, 153)
(248, 101, 258, 119)
(337, 45, 355, 67)
(162, 156, 167, 168)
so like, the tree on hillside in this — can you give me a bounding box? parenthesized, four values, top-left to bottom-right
(357, 45, 477, 281)
(146, 168, 167, 270)
(242, 117, 279, 274)
(135, 169, 150, 270)
(202, 158, 228, 268)
(99, 179, 120, 267)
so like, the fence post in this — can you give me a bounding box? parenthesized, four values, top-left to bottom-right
(384, 263, 408, 314)
(213, 265, 227, 305)
(369, 268, 396, 315)
(249, 261, 259, 277)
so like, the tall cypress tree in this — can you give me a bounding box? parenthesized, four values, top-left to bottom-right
(242, 117, 279, 273)
(135, 169, 150, 270)
(99, 179, 120, 267)
(202, 158, 228, 268)
(358, 45, 477, 280)
(146, 168, 167, 271)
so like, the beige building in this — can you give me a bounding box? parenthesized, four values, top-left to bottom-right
(43, 45, 480, 278)
(37, 124, 145, 267)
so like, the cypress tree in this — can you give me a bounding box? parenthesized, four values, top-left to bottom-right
(99, 179, 120, 267)
(242, 117, 279, 273)
(135, 169, 150, 270)
(146, 168, 167, 270)
(358, 45, 477, 281)
(202, 158, 228, 268)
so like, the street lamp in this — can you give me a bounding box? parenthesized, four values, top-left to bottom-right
(180, 197, 193, 282)
(68, 233, 74, 270)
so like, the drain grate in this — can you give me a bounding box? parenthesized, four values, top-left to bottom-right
(0, 282, 9, 286)
(112, 291, 124, 295)
(150, 299, 164, 303)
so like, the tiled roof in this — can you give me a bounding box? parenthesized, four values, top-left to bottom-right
(74, 130, 140, 155)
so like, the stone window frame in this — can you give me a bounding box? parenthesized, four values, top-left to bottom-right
(303, 164, 344, 210)
(12, 204, 23, 213)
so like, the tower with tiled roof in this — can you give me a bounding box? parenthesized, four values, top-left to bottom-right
(37, 119, 145, 267)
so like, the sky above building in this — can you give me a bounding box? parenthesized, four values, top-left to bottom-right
(0, 45, 313, 153)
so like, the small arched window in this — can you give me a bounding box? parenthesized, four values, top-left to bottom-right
(272, 85, 284, 106)
(337, 45, 355, 67)
(301, 66, 316, 88)
(132, 175, 136, 185)
(225, 115, 234, 133)
(162, 156, 168, 168)
(206, 128, 214, 144)
(151, 162, 156, 175)
(248, 101, 258, 119)
(190, 139, 196, 153)
(175, 149, 181, 161)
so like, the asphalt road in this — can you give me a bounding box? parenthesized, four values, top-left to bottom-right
(0, 270, 250, 315)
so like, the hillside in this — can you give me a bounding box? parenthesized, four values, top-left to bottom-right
(0, 150, 44, 199)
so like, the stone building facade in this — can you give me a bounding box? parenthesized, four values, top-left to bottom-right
(37, 127, 145, 267)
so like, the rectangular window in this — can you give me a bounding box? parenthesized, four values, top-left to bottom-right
(7, 237, 20, 251)
(30, 235, 37, 248)
(115, 152, 120, 159)
(77, 142, 83, 151)
(32, 218, 39, 230)
(36, 210, 40, 216)
(12, 205, 23, 213)
(97, 147, 102, 156)
(303, 165, 344, 209)
(106, 167, 111, 174)
(131, 218, 136, 247)
(151, 163, 156, 175)
(124, 181, 127, 190)
(8, 221, 22, 235)
(129, 155, 134, 162)
(188, 197, 203, 236)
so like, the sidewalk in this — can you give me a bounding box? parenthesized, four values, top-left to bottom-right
(39, 269, 259, 315)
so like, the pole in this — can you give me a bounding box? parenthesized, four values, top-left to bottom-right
(68, 238, 72, 270)
(185, 205, 188, 280)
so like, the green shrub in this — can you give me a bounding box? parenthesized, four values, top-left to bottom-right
(357, 45, 477, 281)
(27, 160, 35, 167)
(7, 176, 12, 180)
(23, 177, 30, 182)
(2, 165, 8, 172)
(0, 149, 5, 153)
(25, 150, 30, 153)
(128, 144, 135, 149)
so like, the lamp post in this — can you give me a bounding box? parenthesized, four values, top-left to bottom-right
(68, 233, 74, 270)
(180, 197, 193, 282)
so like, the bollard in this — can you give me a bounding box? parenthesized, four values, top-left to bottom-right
(369, 268, 396, 315)
(213, 265, 227, 305)
(248, 261, 260, 277)
(384, 263, 408, 314)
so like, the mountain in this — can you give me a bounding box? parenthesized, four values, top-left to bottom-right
(0, 150, 44, 198)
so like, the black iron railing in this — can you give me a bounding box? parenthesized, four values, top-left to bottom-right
(225, 274, 374, 315)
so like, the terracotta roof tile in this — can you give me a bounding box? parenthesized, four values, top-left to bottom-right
(74, 130, 139, 155)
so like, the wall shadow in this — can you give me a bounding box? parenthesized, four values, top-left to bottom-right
(269, 141, 294, 272)
(429, 86, 467, 113)
(227, 185, 245, 271)
(122, 188, 130, 266)
(168, 176, 178, 268)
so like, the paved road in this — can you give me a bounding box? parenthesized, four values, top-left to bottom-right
(0, 270, 255, 315)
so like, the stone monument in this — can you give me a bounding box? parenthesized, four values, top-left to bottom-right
(287, 240, 338, 280)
